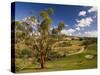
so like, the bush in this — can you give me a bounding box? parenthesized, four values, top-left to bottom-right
(46, 52, 61, 61)
(21, 48, 32, 58)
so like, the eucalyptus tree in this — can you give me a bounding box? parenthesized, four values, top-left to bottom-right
(15, 8, 65, 69)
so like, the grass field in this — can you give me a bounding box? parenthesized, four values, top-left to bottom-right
(15, 42, 97, 73)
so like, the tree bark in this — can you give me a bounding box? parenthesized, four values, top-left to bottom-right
(40, 51, 45, 69)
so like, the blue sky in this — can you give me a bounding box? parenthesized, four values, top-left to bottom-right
(12, 2, 97, 37)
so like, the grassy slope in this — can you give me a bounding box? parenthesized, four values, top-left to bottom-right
(15, 40, 97, 73)
(17, 55, 97, 73)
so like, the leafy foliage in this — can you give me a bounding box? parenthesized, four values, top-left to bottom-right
(15, 8, 65, 69)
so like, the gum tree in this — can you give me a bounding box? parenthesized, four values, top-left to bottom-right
(15, 8, 65, 69)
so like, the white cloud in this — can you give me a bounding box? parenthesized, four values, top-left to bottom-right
(88, 6, 97, 13)
(76, 27, 80, 31)
(87, 6, 97, 19)
(65, 24, 68, 27)
(76, 17, 93, 27)
(67, 29, 76, 33)
(84, 30, 97, 37)
(61, 28, 76, 36)
(79, 11, 86, 16)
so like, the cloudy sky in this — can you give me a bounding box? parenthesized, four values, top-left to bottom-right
(12, 2, 97, 37)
